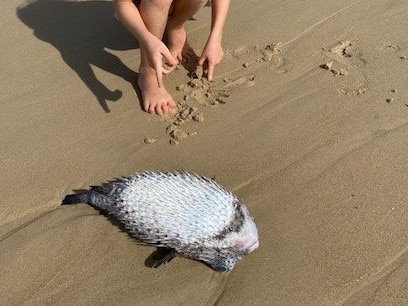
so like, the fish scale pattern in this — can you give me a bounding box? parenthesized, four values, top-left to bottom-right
(111, 172, 236, 246)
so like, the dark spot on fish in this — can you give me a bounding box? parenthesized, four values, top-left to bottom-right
(212, 199, 245, 240)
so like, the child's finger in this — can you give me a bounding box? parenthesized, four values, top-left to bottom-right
(197, 56, 206, 67)
(162, 63, 176, 75)
(155, 62, 164, 88)
(207, 64, 215, 82)
(162, 48, 178, 66)
(162, 67, 172, 75)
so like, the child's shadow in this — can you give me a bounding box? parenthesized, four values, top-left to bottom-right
(17, 0, 140, 113)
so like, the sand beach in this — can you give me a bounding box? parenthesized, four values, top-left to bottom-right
(2, 0, 408, 304)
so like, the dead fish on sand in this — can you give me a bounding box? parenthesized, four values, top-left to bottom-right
(62, 171, 259, 272)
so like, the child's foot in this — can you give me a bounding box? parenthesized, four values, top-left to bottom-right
(138, 68, 176, 115)
(167, 26, 196, 64)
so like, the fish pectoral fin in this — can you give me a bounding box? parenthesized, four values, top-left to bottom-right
(146, 248, 177, 268)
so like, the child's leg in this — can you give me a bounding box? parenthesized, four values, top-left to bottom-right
(166, 0, 208, 62)
(138, 0, 175, 115)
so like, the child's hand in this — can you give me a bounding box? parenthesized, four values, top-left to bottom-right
(143, 33, 178, 87)
(198, 39, 224, 81)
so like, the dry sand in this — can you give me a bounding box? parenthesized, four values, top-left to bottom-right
(2, 0, 408, 304)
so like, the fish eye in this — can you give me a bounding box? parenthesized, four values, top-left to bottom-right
(214, 265, 228, 272)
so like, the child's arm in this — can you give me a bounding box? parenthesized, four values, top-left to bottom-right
(114, 0, 177, 87)
(198, 0, 231, 81)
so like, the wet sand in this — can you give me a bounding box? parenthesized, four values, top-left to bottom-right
(2, 0, 408, 304)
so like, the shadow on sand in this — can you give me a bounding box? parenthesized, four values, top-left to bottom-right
(17, 0, 140, 113)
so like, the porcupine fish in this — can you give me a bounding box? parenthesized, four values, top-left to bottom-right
(62, 171, 259, 271)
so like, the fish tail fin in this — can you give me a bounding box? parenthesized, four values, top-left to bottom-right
(62, 193, 90, 205)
